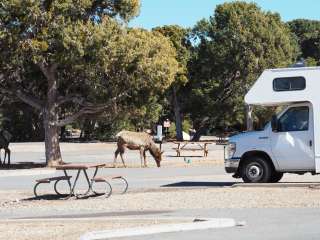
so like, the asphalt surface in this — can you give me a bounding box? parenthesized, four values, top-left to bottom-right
(0, 166, 229, 191)
(117, 208, 320, 240)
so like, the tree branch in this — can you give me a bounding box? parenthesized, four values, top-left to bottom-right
(56, 95, 86, 106)
(213, 70, 241, 104)
(0, 73, 44, 110)
(15, 89, 44, 110)
(54, 93, 128, 127)
(38, 62, 58, 80)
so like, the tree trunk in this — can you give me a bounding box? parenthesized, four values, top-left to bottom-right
(44, 114, 63, 167)
(246, 104, 253, 131)
(172, 86, 183, 141)
(43, 69, 63, 167)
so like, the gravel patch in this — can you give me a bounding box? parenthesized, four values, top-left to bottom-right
(1, 185, 320, 240)
(2, 187, 320, 216)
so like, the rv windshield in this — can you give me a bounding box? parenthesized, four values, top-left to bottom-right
(262, 106, 288, 130)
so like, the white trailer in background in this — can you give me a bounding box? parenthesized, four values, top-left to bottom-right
(225, 67, 320, 183)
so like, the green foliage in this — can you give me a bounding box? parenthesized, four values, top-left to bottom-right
(182, 117, 192, 133)
(153, 25, 191, 86)
(167, 118, 193, 139)
(94, 116, 136, 140)
(0, 102, 44, 141)
(251, 106, 276, 130)
(305, 57, 318, 66)
(288, 19, 320, 65)
(187, 1, 299, 129)
(120, 95, 164, 130)
(0, 0, 179, 145)
(114, 0, 141, 22)
(1, 0, 319, 142)
(152, 25, 192, 140)
(168, 121, 176, 139)
(0, 113, 3, 129)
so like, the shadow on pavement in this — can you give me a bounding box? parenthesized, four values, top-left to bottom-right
(22, 194, 70, 201)
(161, 181, 237, 188)
(0, 162, 46, 170)
(162, 181, 320, 189)
(23, 192, 112, 201)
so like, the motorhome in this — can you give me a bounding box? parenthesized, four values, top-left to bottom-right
(225, 67, 320, 183)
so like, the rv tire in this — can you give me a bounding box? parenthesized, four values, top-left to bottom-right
(241, 156, 272, 183)
(270, 171, 284, 183)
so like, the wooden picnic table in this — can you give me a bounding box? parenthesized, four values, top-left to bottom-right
(34, 163, 111, 199)
(34, 163, 129, 198)
(173, 141, 213, 157)
(57, 163, 106, 198)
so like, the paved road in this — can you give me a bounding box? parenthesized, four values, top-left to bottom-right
(117, 208, 320, 240)
(0, 166, 230, 191)
(0, 142, 227, 191)
(6, 142, 224, 165)
(8, 207, 318, 240)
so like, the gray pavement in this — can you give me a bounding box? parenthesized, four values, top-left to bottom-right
(0, 141, 227, 192)
(6, 142, 225, 165)
(0, 166, 228, 191)
(118, 208, 320, 240)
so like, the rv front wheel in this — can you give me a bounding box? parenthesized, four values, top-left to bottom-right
(241, 156, 272, 183)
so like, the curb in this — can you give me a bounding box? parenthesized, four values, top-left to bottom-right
(80, 218, 237, 240)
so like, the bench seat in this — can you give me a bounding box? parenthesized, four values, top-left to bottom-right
(92, 176, 128, 194)
(92, 176, 125, 182)
(36, 176, 72, 183)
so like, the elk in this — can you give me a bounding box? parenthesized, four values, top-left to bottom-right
(0, 129, 12, 166)
(114, 131, 163, 168)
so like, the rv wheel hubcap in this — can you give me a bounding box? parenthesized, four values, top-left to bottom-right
(248, 165, 262, 179)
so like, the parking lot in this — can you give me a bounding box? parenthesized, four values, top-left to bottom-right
(1, 142, 320, 240)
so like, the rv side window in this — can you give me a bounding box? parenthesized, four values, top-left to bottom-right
(273, 77, 306, 91)
(278, 106, 309, 132)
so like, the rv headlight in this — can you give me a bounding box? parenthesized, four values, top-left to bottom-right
(227, 142, 236, 158)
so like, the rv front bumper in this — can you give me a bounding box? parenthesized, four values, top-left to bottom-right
(224, 157, 241, 173)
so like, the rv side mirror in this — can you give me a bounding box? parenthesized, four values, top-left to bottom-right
(271, 115, 278, 132)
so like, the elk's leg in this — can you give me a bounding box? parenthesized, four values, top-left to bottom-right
(118, 147, 126, 168)
(114, 148, 120, 168)
(139, 147, 146, 167)
(4, 149, 6, 165)
(5, 148, 10, 166)
(8, 149, 10, 166)
(143, 150, 147, 168)
(139, 148, 143, 167)
(119, 152, 126, 168)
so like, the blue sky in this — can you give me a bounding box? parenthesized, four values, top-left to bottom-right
(129, 0, 320, 29)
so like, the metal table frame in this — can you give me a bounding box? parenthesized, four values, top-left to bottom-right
(56, 163, 107, 198)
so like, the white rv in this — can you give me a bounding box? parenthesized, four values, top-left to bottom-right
(225, 67, 320, 183)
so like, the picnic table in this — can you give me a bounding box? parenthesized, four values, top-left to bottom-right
(173, 141, 213, 157)
(34, 163, 128, 199)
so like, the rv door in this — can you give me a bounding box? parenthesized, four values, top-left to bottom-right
(270, 103, 315, 171)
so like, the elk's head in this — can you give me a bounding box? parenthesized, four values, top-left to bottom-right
(154, 150, 164, 167)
